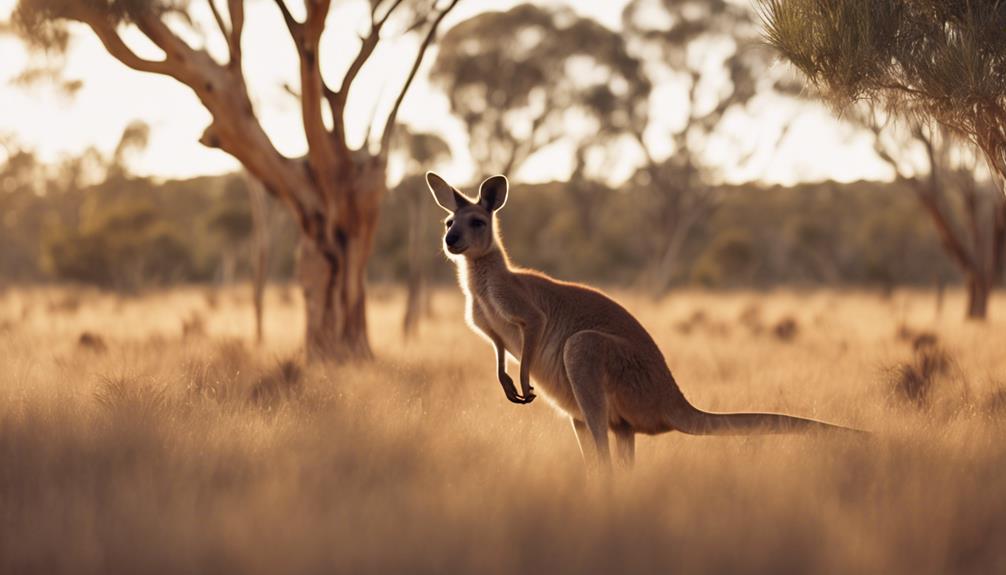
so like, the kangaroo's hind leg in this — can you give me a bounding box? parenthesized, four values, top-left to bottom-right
(613, 426, 635, 469)
(563, 330, 614, 471)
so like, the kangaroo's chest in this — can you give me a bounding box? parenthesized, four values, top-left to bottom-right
(466, 289, 522, 357)
(460, 271, 580, 417)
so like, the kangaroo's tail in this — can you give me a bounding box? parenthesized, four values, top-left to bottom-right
(672, 404, 866, 436)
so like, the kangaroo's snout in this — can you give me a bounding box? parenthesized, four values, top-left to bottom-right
(445, 231, 461, 246)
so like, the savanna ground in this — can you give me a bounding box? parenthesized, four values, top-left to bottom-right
(2, 284, 1005, 574)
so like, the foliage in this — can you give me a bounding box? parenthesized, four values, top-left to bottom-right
(0, 145, 964, 290)
(759, 0, 1006, 186)
(431, 4, 649, 174)
(621, 0, 801, 291)
(45, 200, 195, 290)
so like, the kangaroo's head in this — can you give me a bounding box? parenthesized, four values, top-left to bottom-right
(425, 172, 508, 259)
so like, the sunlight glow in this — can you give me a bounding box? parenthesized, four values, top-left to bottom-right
(0, 0, 892, 186)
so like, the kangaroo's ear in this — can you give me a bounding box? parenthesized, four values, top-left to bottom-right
(478, 175, 508, 212)
(426, 172, 470, 213)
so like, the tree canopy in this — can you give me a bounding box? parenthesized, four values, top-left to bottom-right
(431, 4, 649, 176)
(622, 0, 797, 290)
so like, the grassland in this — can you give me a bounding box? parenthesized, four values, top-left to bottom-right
(1, 285, 1005, 574)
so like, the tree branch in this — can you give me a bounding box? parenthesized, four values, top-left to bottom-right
(228, 0, 245, 65)
(75, 1, 317, 230)
(208, 0, 245, 67)
(503, 105, 556, 174)
(296, 0, 336, 189)
(379, 0, 463, 157)
(82, 16, 173, 76)
(207, 0, 229, 46)
(916, 130, 976, 273)
(272, 0, 302, 40)
(376, 0, 408, 28)
(330, 0, 406, 146)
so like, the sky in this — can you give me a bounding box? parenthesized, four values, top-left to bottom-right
(0, 0, 895, 187)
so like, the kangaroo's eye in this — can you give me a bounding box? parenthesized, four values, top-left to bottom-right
(445, 220, 453, 229)
(471, 219, 486, 229)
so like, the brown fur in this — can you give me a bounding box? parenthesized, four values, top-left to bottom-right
(426, 172, 863, 470)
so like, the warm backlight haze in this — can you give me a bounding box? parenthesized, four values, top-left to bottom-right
(0, 0, 892, 186)
(1, 1, 1004, 573)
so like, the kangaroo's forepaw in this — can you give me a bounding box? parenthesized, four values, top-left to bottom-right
(499, 373, 524, 404)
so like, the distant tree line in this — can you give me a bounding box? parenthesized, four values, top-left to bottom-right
(3, 0, 999, 331)
(0, 146, 297, 290)
(0, 149, 970, 293)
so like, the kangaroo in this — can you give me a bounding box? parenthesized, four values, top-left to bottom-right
(426, 172, 862, 470)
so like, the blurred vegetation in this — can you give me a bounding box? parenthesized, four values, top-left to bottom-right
(1, 144, 960, 291)
(374, 177, 958, 289)
(0, 145, 298, 291)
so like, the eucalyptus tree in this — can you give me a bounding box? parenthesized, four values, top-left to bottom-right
(10, 0, 462, 361)
(760, 0, 1006, 316)
(851, 107, 1003, 319)
(393, 128, 451, 337)
(623, 0, 797, 291)
(430, 3, 650, 177)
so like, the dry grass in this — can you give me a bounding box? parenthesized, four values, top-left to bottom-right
(1, 285, 1006, 574)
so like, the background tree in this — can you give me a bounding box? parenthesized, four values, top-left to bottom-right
(47, 199, 194, 290)
(393, 128, 451, 338)
(0, 142, 48, 283)
(850, 107, 1004, 319)
(246, 173, 270, 345)
(42, 121, 197, 291)
(10, 0, 461, 361)
(206, 194, 253, 285)
(622, 0, 797, 292)
(761, 0, 1006, 315)
(431, 4, 650, 180)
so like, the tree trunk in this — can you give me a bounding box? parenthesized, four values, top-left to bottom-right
(402, 272, 424, 338)
(402, 186, 429, 338)
(220, 251, 236, 285)
(935, 275, 945, 319)
(298, 234, 373, 362)
(295, 164, 384, 362)
(966, 273, 990, 320)
(648, 215, 696, 294)
(247, 175, 269, 344)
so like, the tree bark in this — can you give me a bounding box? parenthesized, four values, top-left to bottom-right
(298, 231, 373, 363)
(247, 175, 269, 344)
(402, 184, 432, 338)
(296, 165, 384, 362)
